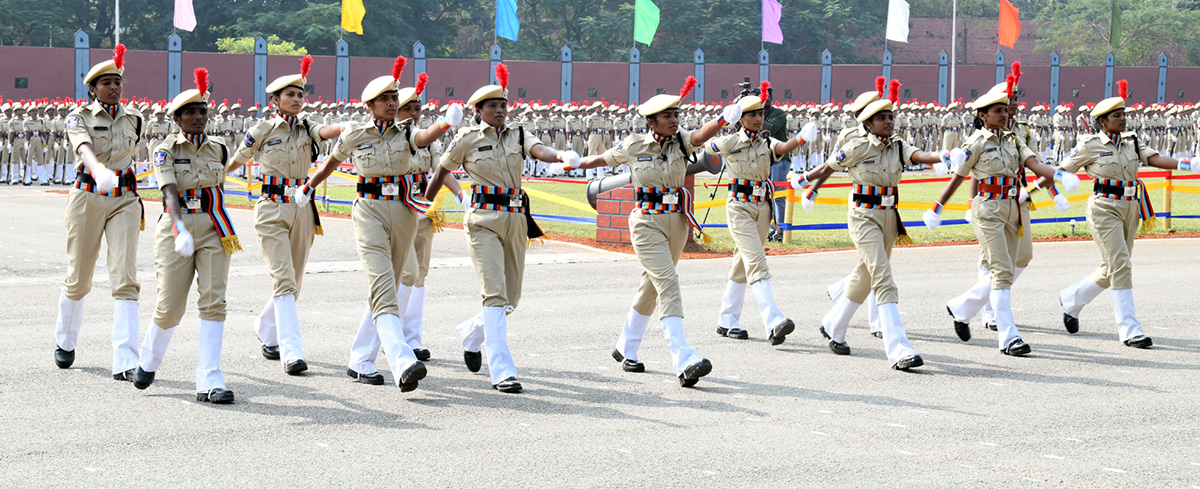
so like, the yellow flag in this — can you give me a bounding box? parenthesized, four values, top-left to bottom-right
(342, 0, 365, 35)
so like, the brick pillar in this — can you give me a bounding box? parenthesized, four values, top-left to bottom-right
(594, 176, 698, 246)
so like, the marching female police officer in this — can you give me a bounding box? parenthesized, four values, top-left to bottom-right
(925, 83, 1077, 356)
(132, 68, 239, 403)
(304, 58, 459, 391)
(54, 45, 145, 381)
(569, 76, 731, 387)
(1057, 81, 1197, 348)
(705, 82, 816, 345)
(795, 80, 962, 370)
(423, 64, 578, 393)
(225, 56, 341, 376)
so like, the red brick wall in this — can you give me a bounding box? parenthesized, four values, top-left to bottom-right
(594, 175, 696, 246)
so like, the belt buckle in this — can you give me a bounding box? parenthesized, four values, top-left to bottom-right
(1123, 185, 1136, 198)
(661, 193, 680, 205)
(381, 182, 399, 196)
(509, 195, 522, 208)
(185, 197, 201, 210)
(1007, 187, 1017, 197)
(284, 185, 298, 198)
(752, 186, 766, 197)
(880, 195, 896, 207)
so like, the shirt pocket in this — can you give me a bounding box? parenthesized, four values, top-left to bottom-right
(352, 145, 378, 173)
(976, 147, 1010, 175)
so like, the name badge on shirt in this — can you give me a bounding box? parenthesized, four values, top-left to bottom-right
(478, 145, 493, 152)
(93, 126, 109, 131)
(174, 159, 190, 165)
(984, 147, 999, 154)
(381, 183, 399, 196)
(862, 159, 876, 165)
(357, 143, 373, 150)
(661, 193, 680, 205)
(637, 156, 653, 162)
(266, 139, 283, 146)
(730, 149, 743, 155)
(1100, 151, 1114, 157)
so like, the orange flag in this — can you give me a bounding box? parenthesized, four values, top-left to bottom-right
(998, 0, 1020, 48)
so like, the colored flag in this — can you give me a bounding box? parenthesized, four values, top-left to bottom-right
(998, 0, 1021, 49)
(1110, 0, 1122, 50)
(496, 0, 520, 41)
(762, 0, 783, 44)
(634, 0, 661, 46)
(886, 0, 910, 43)
(173, 0, 196, 32)
(342, 0, 365, 35)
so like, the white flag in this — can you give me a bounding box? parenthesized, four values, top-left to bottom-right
(886, 0, 910, 43)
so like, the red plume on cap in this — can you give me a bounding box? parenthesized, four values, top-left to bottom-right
(1011, 61, 1022, 87)
(1005, 74, 1016, 98)
(875, 76, 886, 97)
(495, 63, 509, 90)
(1118, 80, 1128, 100)
(679, 76, 697, 99)
(601, 96, 606, 105)
(887, 79, 900, 105)
(113, 44, 126, 69)
(391, 55, 407, 82)
(415, 72, 429, 96)
(237, 99, 242, 104)
(194, 68, 208, 96)
(759, 81, 770, 104)
(299, 55, 313, 78)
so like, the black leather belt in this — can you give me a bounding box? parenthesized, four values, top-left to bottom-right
(1093, 182, 1133, 195)
(471, 192, 523, 207)
(260, 183, 295, 196)
(852, 194, 893, 206)
(635, 190, 680, 204)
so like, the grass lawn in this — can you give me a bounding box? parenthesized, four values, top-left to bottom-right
(140, 170, 1200, 252)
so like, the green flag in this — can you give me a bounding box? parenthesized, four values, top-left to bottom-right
(634, 0, 661, 46)
(1110, 0, 1122, 50)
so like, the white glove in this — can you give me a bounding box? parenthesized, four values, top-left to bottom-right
(801, 189, 816, 211)
(24, 141, 30, 150)
(294, 185, 312, 206)
(173, 221, 194, 257)
(93, 166, 120, 193)
(797, 122, 818, 145)
(1019, 186, 1030, 204)
(923, 208, 943, 231)
(932, 162, 949, 177)
(1054, 193, 1070, 212)
(963, 208, 973, 224)
(54, 141, 61, 151)
(556, 150, 580, 168)
(948, 148, 967, 169)
(1055, 169, 1081, 192)
(720, 104, 743, 125)
(788, 172, 809, 190)
(547, 163, 568, 176)
(445, 103, 464, 126)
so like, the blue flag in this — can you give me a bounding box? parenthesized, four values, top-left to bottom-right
(496, 0, 519, 41)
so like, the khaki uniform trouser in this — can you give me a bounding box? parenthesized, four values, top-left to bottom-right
(11, 140, 26, 166)
(586, 134, 604, 157)
(401, 215, 433, 288)
(152, 212, 231, 328)
(353, 199, 418, 319)
(1086, 195, 1139, 290)
(253, 199, 315, 298)
(726, 199, 772, 285)
(465, 208, 526, 309)
(62, 189, 141, 301)
(979, 202, 1033, 270)
(972, 196, 1024, 290)
(629, 210, 689, 319)
(844, 206, 900, 305)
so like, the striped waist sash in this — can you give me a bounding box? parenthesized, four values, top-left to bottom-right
(178, 187, 241, 254)
(260, 175, 305, 203)
(850, 184, 899, 210)
(1094, 178, 1155, 222)
(728, 179, 772, 203)
(977, 177, 1020, 200)
(635, 186, 703, 232)
(74, 168, 138, 197)
(470, 185, 525, 213)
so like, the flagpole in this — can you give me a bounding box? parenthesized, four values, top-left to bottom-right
(114, 0, 120, 46)
(950, 0, 957, 103)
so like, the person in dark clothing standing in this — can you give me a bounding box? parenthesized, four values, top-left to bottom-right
(761, 89, 790, 242)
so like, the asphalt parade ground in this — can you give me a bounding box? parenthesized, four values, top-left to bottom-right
(2, 185, 1198, 488)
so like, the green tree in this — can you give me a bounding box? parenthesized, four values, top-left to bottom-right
(1034, 0, 1200, 66)
(216, 35, 308, 55)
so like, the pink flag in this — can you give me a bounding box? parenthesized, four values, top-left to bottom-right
(762, 0, 783, 44)
(174, 0, 197, 32)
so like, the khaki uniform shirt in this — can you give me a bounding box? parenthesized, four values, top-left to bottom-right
(65, 102, 143, 171)
(704, 130, 782, 182)
(440, 123, 541, 189)
(330, 121, 422, 178)
(1060, 132, 1156, 180)
(956, 128, 1037, 180)
(829, 132, 916, 187)
(603, 130, 699, 188)
(235, 116, 327, 179)
(152, 134, 229, 190)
